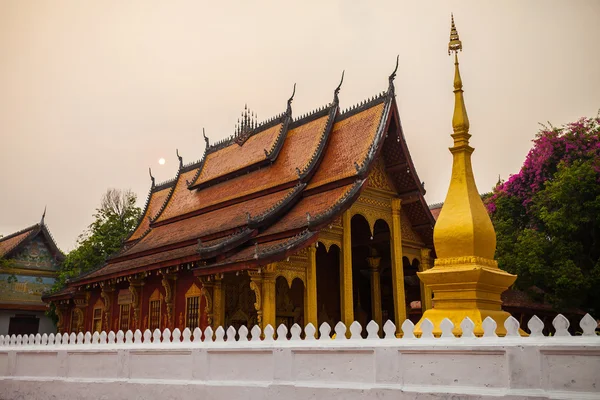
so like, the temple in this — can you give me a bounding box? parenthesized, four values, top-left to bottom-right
(1, 210, 64, 336)
(43, 61, 438, 336)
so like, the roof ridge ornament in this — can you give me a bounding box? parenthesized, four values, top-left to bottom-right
(388, 55, 399, 94)
(286, 83, 296, 116)
(149, 168, 156, 188)
(176, 149, 183, 168)
(41, 206, 47, 225)
(202, 128, 209, 147)
(333, 70, 344, 104)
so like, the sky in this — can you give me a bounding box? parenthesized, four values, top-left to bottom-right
(1, 0, 599, 251)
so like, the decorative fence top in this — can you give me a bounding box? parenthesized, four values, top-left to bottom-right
(1, 314, 598, 348)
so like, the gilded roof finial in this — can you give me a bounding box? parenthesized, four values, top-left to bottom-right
(41, 206, 46, 225)
(149, 167, 155, 188)
(333, 70, 344, 104)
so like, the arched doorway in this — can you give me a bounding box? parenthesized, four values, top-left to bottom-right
(316, 244, 340, 328)
(403, 257, 422, 323)
(276, 276, 304, 335)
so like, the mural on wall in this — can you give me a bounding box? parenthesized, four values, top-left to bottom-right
(12, 236, 59, 270)
(0, 274, 55, 305)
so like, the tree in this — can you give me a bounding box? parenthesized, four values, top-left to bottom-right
(52, 189, 142, 291)
(487, 115, 600, 314)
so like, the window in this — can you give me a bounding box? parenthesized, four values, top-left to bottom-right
(185, 283, 203, 329)
(93, 307, 103, 333)
(119, 304, 130, 331)
(186, 296, 200, 329)
(149, 299, 161, 330)
(71, 309, 82, 333)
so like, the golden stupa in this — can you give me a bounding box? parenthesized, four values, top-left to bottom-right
(415, 15, 517, 336)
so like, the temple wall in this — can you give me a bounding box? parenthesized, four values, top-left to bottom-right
(1, 314, 598, 400)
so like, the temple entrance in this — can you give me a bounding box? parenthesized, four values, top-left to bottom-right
(275, 276, 304, 334)
(403, 257, 422, 323)
(224, 273, 257, 331)
(316, 244, 340, 328)
(351, 215, 396, 335)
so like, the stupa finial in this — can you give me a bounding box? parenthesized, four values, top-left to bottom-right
(448, 13, 462, 55)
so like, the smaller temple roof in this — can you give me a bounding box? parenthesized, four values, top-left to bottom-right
(0, 211, 64, 262)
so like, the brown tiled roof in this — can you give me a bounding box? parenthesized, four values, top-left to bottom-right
(191, 122, 284, 188)
(118, 187, 298, 258)
(153, 166, 201, 223)
(77, 244, 199, 283)
(161, 110, 333, 219)
(260, 183, 355, 238)
(308, 102, 385, 190)
(0, 226, 36, 257)
(126, 181, 174, 242)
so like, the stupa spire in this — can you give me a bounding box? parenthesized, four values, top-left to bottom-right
(433, 14, 495, 260)
(415, 15, 517, 337)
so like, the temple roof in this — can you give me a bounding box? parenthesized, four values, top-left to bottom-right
(65, 72, 436, 287)
(0, 214, 64, 262)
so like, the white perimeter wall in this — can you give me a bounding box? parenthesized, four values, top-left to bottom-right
(0, 316, 599, 400)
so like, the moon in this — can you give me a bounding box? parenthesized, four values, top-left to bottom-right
(158, 158, 165, 165)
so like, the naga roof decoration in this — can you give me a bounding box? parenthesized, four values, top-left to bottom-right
(63, 63, 435, 287)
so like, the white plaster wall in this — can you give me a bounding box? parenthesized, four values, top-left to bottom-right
(1, 338, 599, 399)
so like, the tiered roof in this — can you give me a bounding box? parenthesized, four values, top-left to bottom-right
(67, 66, 435, 287)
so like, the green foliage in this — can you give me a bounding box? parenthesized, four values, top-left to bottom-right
(51, 189, 142, 292)
(488, 116, 600, 314)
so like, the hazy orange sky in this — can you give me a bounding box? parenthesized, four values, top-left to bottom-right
(1, 1, 599, 250)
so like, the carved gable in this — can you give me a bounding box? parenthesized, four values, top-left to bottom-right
(366, 157, 395, 192)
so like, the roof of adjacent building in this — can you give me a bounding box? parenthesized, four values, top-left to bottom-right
(0, 213, 65, 262)
(61, 71, 435, 288)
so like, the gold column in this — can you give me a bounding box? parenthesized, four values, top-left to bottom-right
(305, 244, 318, 328)
(366, 254, 382, 330)
(419, 248, 433, 311)
(340, 210, 354, 329)
(212, 275, 225, 329)
(261, 264, 277, 330)
(248, 271, 263, 327)
(390, 198, 407, 335)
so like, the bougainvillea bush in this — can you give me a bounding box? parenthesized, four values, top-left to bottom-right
(487, 114, 600, 314)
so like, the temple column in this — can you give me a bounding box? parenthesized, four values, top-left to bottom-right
(366, 254, 382, 330)
(390, 198, 407, 335)
(248, 271, 263, 328)
(262, 264, 277, 331)
(305, 244, 318, 328)
(128, 278, 144, 331)
(211, 275, 225, 329)
(340, 210, 354, 330)
(161, 274, 176, 330)
(419, 248, 433, 311)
